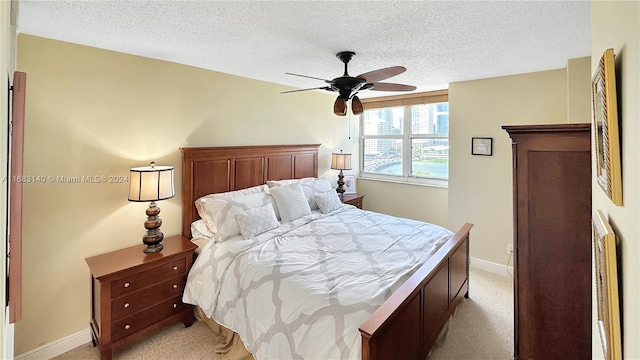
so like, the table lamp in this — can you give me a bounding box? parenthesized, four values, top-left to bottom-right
(128, 162, 175, 253)
(331, 150, 352, 196)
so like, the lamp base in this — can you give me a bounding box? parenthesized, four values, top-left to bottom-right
(142, 202, 164, 253)
(335, 170, 345, 197)
(143, 242, 163, 253)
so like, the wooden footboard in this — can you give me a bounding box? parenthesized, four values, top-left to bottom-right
(359, 223, 473, 360)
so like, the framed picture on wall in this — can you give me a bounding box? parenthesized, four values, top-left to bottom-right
(343, 175, 356, 194)
(592, 48, 622, 206)
(471, 137, 493, 156)
(592, 210, 622, 360)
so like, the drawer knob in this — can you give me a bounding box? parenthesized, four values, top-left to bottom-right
(124, 324, 130, 330)
(124, 303, 130, 308)
(173, 303, 177, 309)
(124, 282, 130, 288)
(172, 284, 178, 289)
(172, 266, 178, 271)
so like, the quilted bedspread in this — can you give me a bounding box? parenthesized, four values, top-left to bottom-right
(183, 205, 453, 360)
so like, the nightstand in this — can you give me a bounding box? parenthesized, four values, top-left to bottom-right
(85, 235, 197, 360)
(341, 193, 365, 209)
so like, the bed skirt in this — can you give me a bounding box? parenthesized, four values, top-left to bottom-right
(195, 306, 255, 360)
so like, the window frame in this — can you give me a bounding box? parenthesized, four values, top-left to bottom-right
(359, 90, 449, 188)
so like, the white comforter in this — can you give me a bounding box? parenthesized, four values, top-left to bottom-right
(183, 205, 452, 360)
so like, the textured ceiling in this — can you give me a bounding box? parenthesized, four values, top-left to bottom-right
(17, 0, 591, 98)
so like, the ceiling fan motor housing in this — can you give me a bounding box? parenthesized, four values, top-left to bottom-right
(333, 76, 366, 99)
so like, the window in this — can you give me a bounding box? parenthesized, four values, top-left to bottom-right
(360, 90, 449, 187)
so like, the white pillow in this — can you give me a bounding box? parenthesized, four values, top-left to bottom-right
(267, 177, 332, 210)
(314, 190, 343, 214)
(266, 178, 299, 187)
(190, 219, 215, 240)
(234, 203, 280, 239)
(202, 191, 276, 242)
(269, 183, 312, 222)
(195, 184, 269, 233)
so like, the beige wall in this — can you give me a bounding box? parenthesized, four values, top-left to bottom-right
(591, 1, 639, 359)
(448, 69, 570, 268)
(567, 57, 592, 123)
(358, 179, 448, 227)
(15, 34, 356, 355)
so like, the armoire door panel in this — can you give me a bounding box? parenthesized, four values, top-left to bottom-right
(503, 124, 591, 360)
(518, 150, 591, 359)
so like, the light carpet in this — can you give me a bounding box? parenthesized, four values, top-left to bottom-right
(53, 268, 513, 360)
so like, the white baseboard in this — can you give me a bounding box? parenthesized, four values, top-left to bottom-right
(4, 307, 15, 360)
(470, 256, 513, 278)
(15, 327, 91, 360)
(16, 258, 510, 360)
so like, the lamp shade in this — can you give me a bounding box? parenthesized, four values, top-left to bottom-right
(334, 96, 347, 116)
(331, 152, 352, 171)
(351, 96, 364, 115)
(128, 164, 175, 202)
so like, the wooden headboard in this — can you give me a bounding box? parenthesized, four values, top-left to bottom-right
(180, 144, 320, 238)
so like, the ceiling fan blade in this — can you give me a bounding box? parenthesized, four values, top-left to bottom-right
(356, 66, 406, 83)
(281, 86, 333, 94)
(334, 96, 347, 116)
(370, 82, 417, 92)
(285, 72, 331, 82)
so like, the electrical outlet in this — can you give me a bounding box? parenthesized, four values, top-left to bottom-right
(507, 244, 513, 254)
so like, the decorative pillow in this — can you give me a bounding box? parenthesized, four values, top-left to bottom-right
(190, 219, 215, 240)
(266, 178, 299, 187)
(195, 184, 270, 233)
(234, 203, 280, 239)
(202, 191, 276, 242)
(313, 190, 343, 214)
(269, 183, 312, 222)
(267, 177, 332, 210)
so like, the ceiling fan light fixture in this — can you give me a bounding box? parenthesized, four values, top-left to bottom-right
(334, 96, 347, 116)
(351, 95, 363, 115)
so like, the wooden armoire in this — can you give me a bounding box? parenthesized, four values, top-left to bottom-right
(503, 124, 591, 360)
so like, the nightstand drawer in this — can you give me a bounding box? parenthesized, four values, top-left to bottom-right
(346, 198, 362, 208)
(341, 193, 365, 209)
(111, 257, 185, 298)
(111, 275, 185, 320)
(111, 296, 189, 342)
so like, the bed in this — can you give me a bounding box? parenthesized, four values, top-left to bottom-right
(180, 144, 473, 360)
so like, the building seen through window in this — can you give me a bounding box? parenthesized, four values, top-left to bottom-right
(361, 101, 449, 183)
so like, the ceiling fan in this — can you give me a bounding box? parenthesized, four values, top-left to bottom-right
(282, 51, 417, 116)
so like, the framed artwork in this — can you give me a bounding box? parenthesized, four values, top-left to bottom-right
(343, 175, 356, 194)
(592, 48, 622, 205)
(471, 137, 493, 156)
(592, 210, 622, 360)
